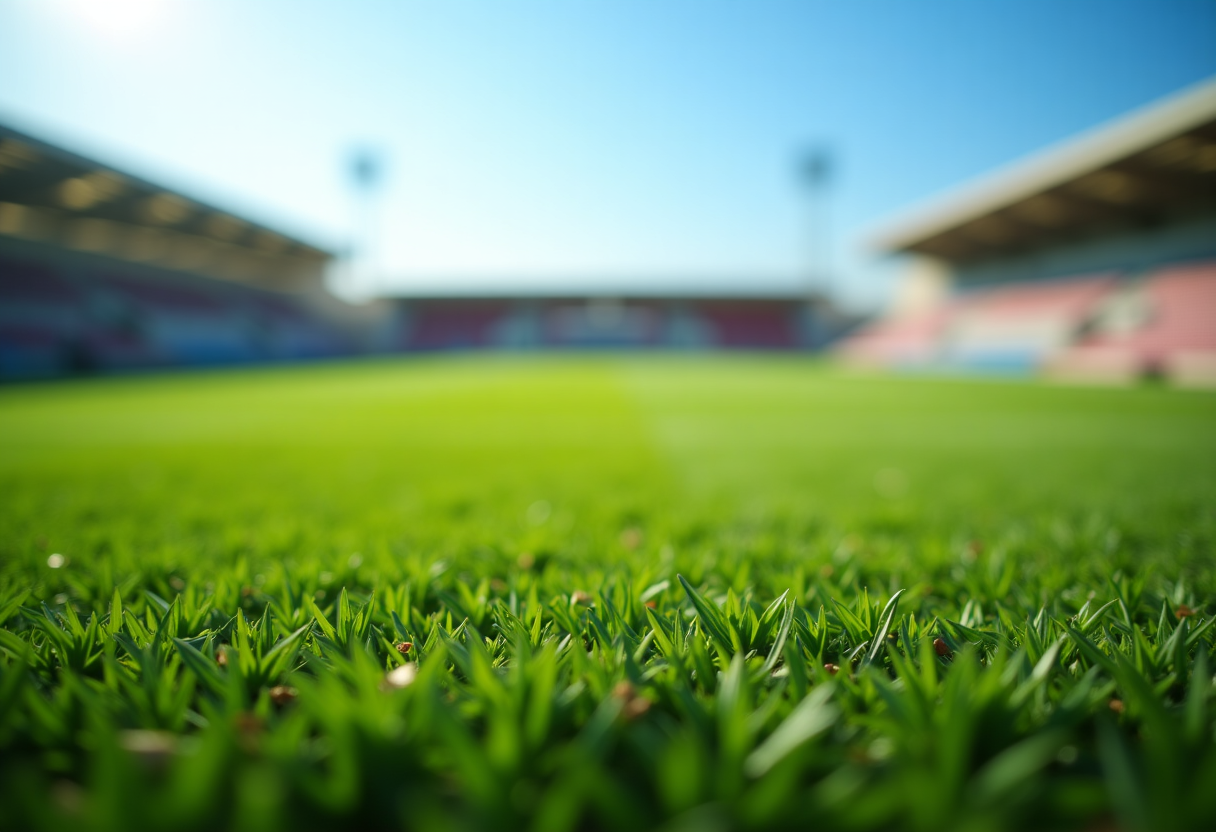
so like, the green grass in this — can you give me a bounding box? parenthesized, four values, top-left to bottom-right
(1, 355, 1214, 832)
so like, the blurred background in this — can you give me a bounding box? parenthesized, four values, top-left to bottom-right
(1, 0, 1214, 383)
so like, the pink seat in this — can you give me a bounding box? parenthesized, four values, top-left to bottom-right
(1061, 261, 1216, 381)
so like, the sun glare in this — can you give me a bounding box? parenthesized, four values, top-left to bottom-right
(60, 0, 168, 40)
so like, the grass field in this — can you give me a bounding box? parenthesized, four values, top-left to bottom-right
(2, 356, 1215, 831)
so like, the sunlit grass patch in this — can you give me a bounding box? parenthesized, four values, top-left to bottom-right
(1, 356, 1214, 831)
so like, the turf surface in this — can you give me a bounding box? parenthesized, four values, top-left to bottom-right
(1, 356, 1214, 831)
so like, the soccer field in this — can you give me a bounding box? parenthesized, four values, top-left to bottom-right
(2, 357, 1215, 831)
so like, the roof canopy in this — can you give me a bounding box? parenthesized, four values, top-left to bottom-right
(870, 77, 1216, 263)
(0, 124, 331, 290)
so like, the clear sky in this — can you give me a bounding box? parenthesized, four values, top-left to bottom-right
(1, 0, 1214, 306)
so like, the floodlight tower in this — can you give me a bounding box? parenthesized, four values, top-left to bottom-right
(346, 147, 384, 299)
(799, 146, 834, 299)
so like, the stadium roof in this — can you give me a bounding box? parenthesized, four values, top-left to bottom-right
(869, 76, 1216, 263)
(0, 123, 331, 289)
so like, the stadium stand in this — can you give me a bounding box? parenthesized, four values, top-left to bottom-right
(0, 122, 378, 380)
(405, 302, 513, 350)
(1052, 261, 1216, 385)
(698, 302, 802, 349)
(391, 296, 835, 351)
(941, 275, 1116, 372)
(847, 76, 1216, 385)
(838, 304, 956, 369)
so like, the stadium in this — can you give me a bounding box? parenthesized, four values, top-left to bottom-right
(0, 125, 853, 381)
(7, 79, 1212, 382)
(2, 6, 1216, 831)
(841, 76, 1216, 386)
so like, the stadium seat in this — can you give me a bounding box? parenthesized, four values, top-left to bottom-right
(1052, 260, 1216, 385)
(835, 306, 954, 368)
(940, 275, 1116, 372)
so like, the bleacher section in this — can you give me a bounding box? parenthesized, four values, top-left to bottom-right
(0, 258, 84, 376)
(698, 303, 801, 349)
(405, 303, 512, 350)
(0, 252, 355, 379)
(394, 297, 813, 351)
(942, 275, 1115, 372)
(855, 79, 1216, 386)
(837, 305, 954, 369)
(839, 261, 1216, 386)
(1051, 261, 1216, 386)
(0, 122, 351, 380)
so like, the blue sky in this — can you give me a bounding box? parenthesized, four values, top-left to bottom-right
(1, 0, 1214, 306)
